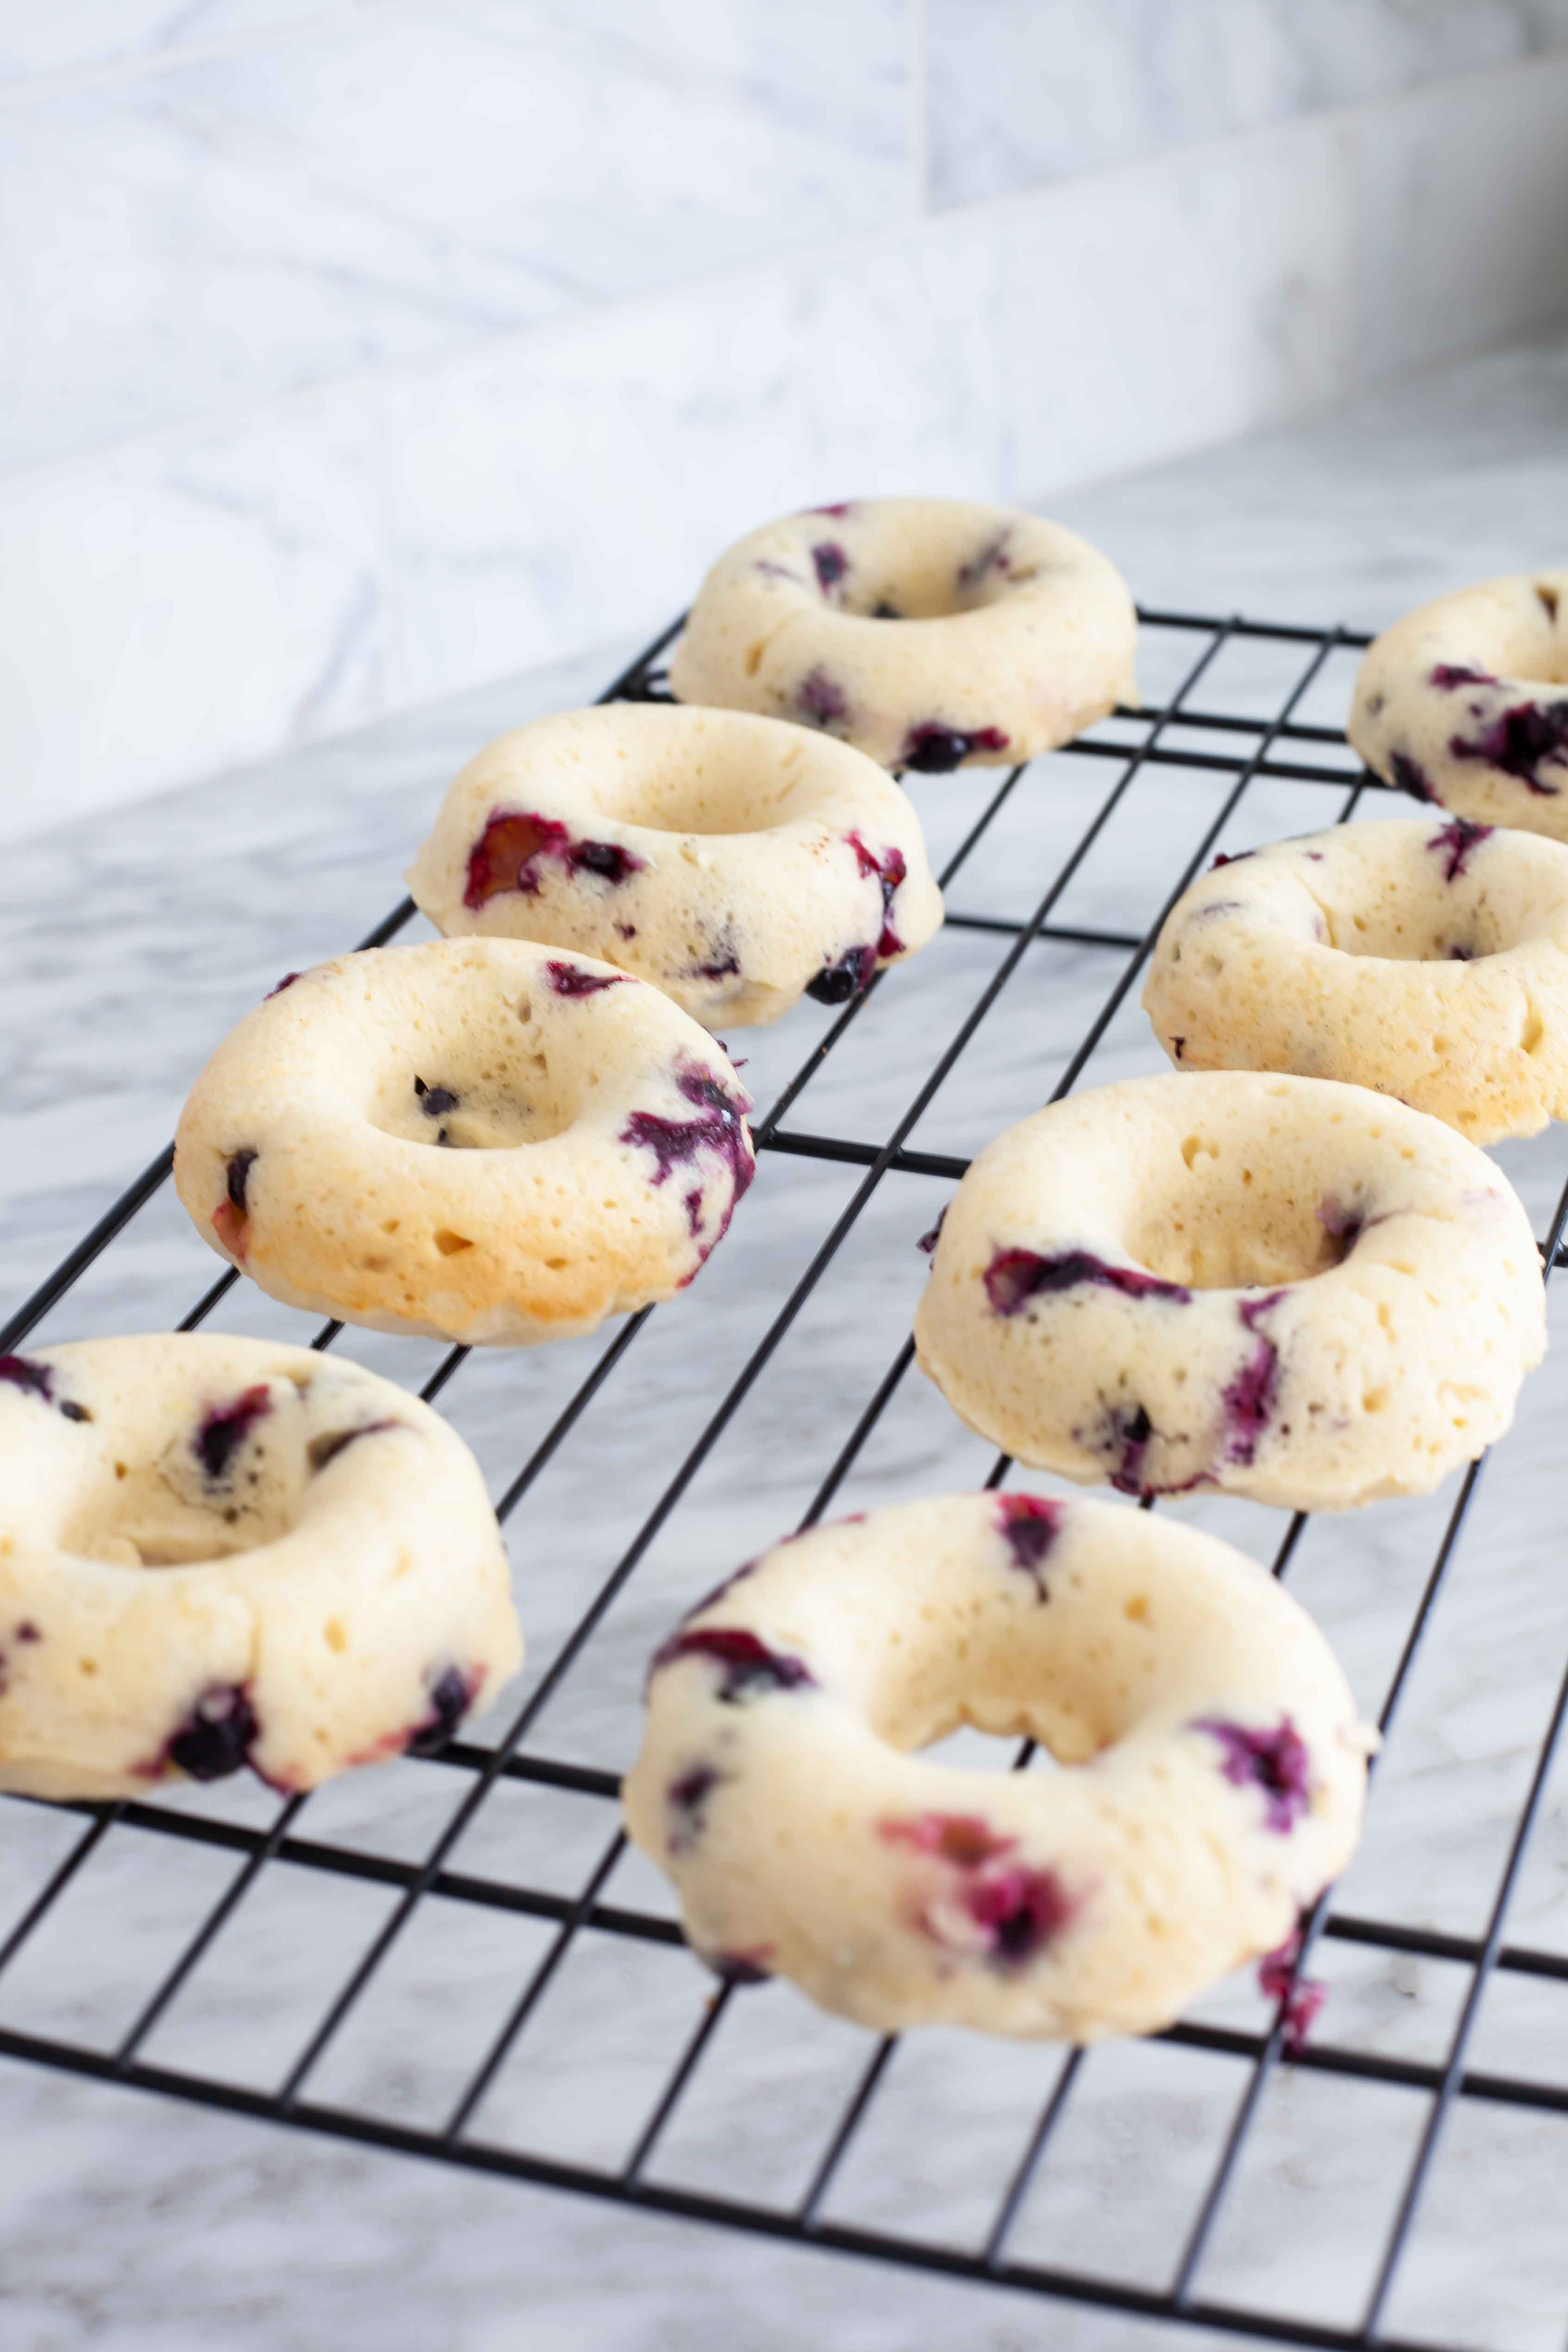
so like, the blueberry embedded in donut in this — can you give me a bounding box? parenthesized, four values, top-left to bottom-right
(1209, 849, 1254, 869)
(797, 666, 850, 731)
(805, 945, 877, 1005)
(405, 1663, 480, 1755)
(984, 1247, 1191, 1316)
(0, 1355, 93, 1423)
(667, 1758, 723, 1851)
(956, 529, 1011, 593)
(1193, 1714, 1312, 1833)
(1431, 663, 1500, 691)
(1106, 1401, 1156, 1494)
(619, 1060, 755, 1253)
(811, 541, 849, 598)
(413, 1076, 460, 1118)
(994, 1493, 1061, 1596)
(881, 1812, 1074, 1970)
(543, 960, 628, 998)
(1426, 816, 1493, 881)
(846, 831, 909, 958)
(900, 721, 1011, 773)
(918, 1204, 947, 1256)
(1318, 1195, 1368, 1260)
(266, 971, 302, 998)
(306, 1417, 401, 1473)
(1258, 1921, 1328, 2055)
(463, 810, 645, 908)
(1389, 751, 1437, 804)
(697, 1946, 775, 1985)
(194, 1383, 272, 1482)
(161, 1683, 260, 1782)
(649, 1626, 815, 1703)
(1221, 1293, 1283, 1467)
(1449, 699, 1568, 796)
(213, 1147, 258, 1257)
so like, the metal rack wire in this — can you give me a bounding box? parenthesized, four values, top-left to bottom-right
(1, 607, 1565, 2351)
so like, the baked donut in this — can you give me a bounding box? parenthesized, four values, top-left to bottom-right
(1143, 818, 1568, 1144)
(668, 497, 1137, 771)
(174, 938, 755, 1346)
(913, 1073, 1544, 1511)
(1350, 569, 1568, 837)
(406, 703, 943, 1026)
(623, 1492, 1374, 2039)
(0, 1333, 521, 1800)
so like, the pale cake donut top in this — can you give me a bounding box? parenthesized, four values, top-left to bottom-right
(173, 937, 756, 1347)
(668, 496, 1138, 770)
(405, 701, 944, 1028)
(1142, 817, 1568, 1142)
(623, 1492, 1373, 2040)
(1350, 568, 1568, 832)
(913, 1072, 1546, 1512)
(0, 1332, 521, 1800)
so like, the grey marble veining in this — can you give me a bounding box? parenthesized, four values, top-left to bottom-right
(927, 0, 1568, 206)
(3, 338, 1568, 2351)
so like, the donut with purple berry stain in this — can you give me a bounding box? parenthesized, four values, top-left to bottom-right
(623, 1492, 1374, 2039)
(667, 497, 1137, 772)
(0, 1333, 521, 1800)
(914, 1072, 1544, 1512)
(1350, 569, 1568, 838)
(1143, 818, 1568, 1143)
(174, 937, 755, 1345)
(406, 703, 943, 1026)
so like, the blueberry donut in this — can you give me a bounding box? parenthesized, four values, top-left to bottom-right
(174, 938, 755, 1346)
(1350, 569, 1568, 837)
(623, 1492, 1374, 2039)
(0, 1334, 521, 1800)
(668, 497, 1137, 772)
(1143, 819, 1568, 1144)
(406, 704, 943, 1026)
(913, 1073, 1544, 1511)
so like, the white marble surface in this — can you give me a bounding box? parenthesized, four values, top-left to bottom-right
(3, 338, 1568, 2352)
(927, 0, 1568, 204)
(6, 11, 1568, 844)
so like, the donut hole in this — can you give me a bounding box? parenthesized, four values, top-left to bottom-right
(824, 512, 1039, 621)
(1125, 1153, 1348, 1289)
(587, 740, 831, 836)
(364, 1029, 581, 1152)
(863, 1590, 1151, 1762)
(60, 1443, 305, 1569)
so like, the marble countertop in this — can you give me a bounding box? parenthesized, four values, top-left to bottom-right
(3, 331, 1568, 2352)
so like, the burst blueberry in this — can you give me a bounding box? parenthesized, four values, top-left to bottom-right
(167, 1685, 259, 1781)
(649, 1626, 815, 1703)
(900, 721, 1010, 772)
(406, 1665, 475, 1755)
(1194, 1714, 1312, 1832)
(1428, 816, 1493, 880)
(984, 1246, 1191, 1316)
(1450, 700, 1568, 795)
(194, 1383, 272, 1482)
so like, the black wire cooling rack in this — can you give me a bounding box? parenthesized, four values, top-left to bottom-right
(2, 606, 1566, 2352)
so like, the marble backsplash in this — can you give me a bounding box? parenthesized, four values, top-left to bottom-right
(3, 2, 1568, 843)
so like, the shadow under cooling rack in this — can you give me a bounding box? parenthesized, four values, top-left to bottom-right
(1, 607, 1566, 2352)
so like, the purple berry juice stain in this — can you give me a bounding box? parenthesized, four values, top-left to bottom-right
(1427, 815, 1493, 879)
(1450, 701, 1568, 794)
(984, 1246, 1191, 1317)
(544, 960, 627, 997)
(1193, 1714, 1312, 1832)
(406, 1665, 478, 1756)
(194, 1383, 272, 1482)
(995, 1493, 1062, 1597)
(649, 1626, 815, 1703)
